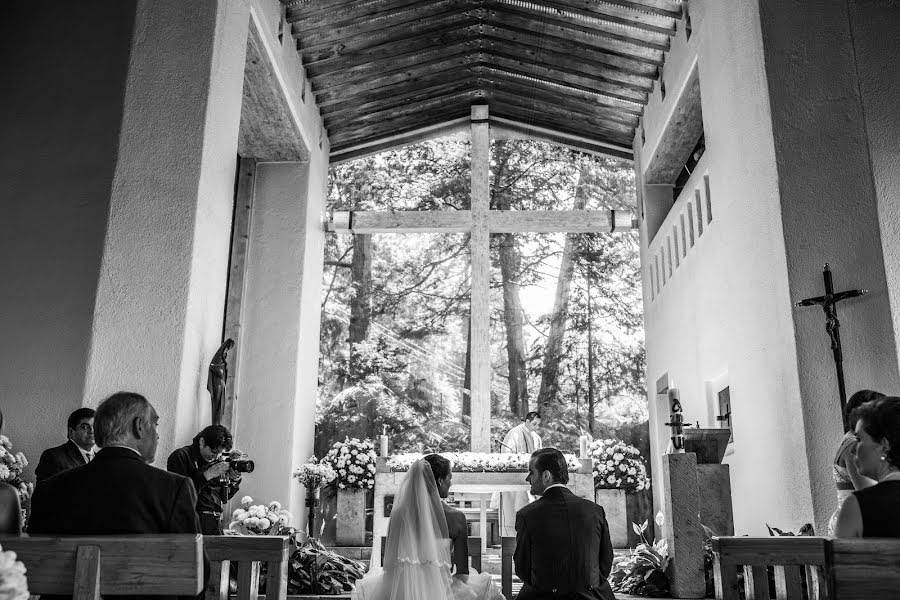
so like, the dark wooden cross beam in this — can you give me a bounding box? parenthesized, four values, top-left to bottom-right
(795, 264, 867, 431)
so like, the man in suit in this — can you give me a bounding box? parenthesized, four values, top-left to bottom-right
(514, 447, 615, 600)
(28, 391, 201, 537)
(34, 407, 96, 484)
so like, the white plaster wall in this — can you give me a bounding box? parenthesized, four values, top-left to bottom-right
(849, 0, 900, 380)
(232, 159, 326, 523)
(82, 0, 249, 465)
(758, 0, 900, 530)
(639, 1, 814, 535)
(0, 2, 136, 478)
(228, 0, 328, 526)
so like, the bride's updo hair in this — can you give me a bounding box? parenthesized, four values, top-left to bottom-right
(423, 453, 451, 482)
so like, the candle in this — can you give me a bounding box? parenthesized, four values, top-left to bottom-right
(379, 434, 389, 457)
(579, 435, 589, 458)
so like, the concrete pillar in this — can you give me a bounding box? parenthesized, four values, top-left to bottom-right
(759, 0, 900, 530)
(81, 0, 250, 463)
(847, 0, 900, 380)
(232, 159, 326, 522)
(0, 2, 137, 475)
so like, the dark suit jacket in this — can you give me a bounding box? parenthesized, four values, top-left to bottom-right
(514, 486, 615, 600)
(28, 447, 205, 600)
(35, 440, 88, 484)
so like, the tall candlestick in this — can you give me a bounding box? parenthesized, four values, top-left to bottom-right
(379, 434, 389, 457)
(579, 435, 589, 458)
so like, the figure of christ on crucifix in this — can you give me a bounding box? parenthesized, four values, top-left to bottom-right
(329, 105, 636, 452)
(796, 263, 867, 430)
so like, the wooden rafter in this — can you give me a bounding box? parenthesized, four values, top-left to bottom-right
(280, 0, 683, 161)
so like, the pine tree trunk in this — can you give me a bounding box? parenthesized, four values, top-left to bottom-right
(348, 233, 373, 366)
(536, 174, 588, 407)
(499, 232, 529, 417)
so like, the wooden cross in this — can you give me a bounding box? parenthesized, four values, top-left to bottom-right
(795, 263, 867, 430)
(329, 105, 636, 451)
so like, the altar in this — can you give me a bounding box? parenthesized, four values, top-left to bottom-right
(371, 455, 594, 568)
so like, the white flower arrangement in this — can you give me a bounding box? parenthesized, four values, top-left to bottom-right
(387, 452, 582, 473)
(589, 439, 650, 492)
(0, 436, 33, 510)
(0, 543, 29, 600)
(226, 496, 294, 536)
(323, 438, 377, 490)
(293, 457, 337, 490)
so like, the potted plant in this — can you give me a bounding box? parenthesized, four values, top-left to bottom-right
(323, 437, 376, 546)
(293, 457, 336, 538)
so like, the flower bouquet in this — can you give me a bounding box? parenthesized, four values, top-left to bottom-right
(387, 451, 582, 473)
(0, 542, 29, 600)
(0, 436, 33, 511)
(589, 439, 650, 492)
(226, 497, 294, 536)
(323, 438, 377, 490)
(288, 537, 366, 595)
(293, 457, 337, 491)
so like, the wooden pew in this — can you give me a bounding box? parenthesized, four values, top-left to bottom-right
(204, 535, 291, 600)
(712, 536, 828, 600)
(828, 538, 900, 600)
(501, 536, 516, 600)
(0, 534, 203, 600)
(380, 535, 483, 571)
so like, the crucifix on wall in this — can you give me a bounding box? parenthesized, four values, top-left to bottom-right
(329, 105, 635, 451)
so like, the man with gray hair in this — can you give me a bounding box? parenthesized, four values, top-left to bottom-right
(28, 391, 201, 538)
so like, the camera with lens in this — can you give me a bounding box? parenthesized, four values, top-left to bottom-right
(228, 456, 255, 473)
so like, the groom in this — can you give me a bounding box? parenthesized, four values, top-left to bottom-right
(514, 448, 615, 600)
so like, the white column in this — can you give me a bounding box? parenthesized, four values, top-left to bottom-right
(470, 105, 491, 452)
(232, 158, 327, 521)
(82, 0, 250, 463)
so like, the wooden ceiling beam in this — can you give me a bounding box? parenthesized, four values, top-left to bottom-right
(490, 117, 633, 160)
(489, 103, 634, 146)
(294, 1, 474, 48)
(473, 68, 643, 114)
(481, 81, 640, 126)
(478, 54, 647, 103)
(315, 66, 478, 108)
(308, 40, 478, 88)
(328, 105, 473, 147)
(481, 12, 664, 63)
(605, 0, 682, 20)
(303, 25, 480, 76)
(486, 90, 636, 135)
(540, 0, 677, 34)
(330, 119, 472, 164)
(479, 24, 658, 75)
(286, 0, 431, 26)
(321, 77, 481, 121)
(482, 1, 670, 50)
(477, 39, 653, 92)
(298, 11, 478, 61)
(326, 90, 485, 131)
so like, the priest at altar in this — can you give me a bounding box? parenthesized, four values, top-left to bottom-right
(492, 412, 542, 537)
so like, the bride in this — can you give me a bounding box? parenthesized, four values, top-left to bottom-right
(352, 455, 505, 600)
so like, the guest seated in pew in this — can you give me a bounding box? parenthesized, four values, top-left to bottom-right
(28, 391, 202, 538)
(834, 396, 900, 538)
(0, 409, 22, 534)
(34, 407, 96, 485)
(827, 389, 885, 534)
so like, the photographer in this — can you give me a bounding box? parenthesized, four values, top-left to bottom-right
(167, 425, 243, 535)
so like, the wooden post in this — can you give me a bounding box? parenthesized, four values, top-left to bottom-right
(470, 104, 491, 452)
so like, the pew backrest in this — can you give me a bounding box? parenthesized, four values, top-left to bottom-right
(203, 534, 290, 600)
(0, 534, 203, 600)
(828, 538, 900, 600)
(501, 536, 516, 600)
(711, 536, 828, 600)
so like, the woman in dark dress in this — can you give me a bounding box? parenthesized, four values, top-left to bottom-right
(834, 396, 900, 538)
(0, 409, 23, 534)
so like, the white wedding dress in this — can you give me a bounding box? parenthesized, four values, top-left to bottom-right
(351, 460, 505, 600)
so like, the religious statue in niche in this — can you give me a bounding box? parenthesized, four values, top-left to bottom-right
(208, 338, 235, 425)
